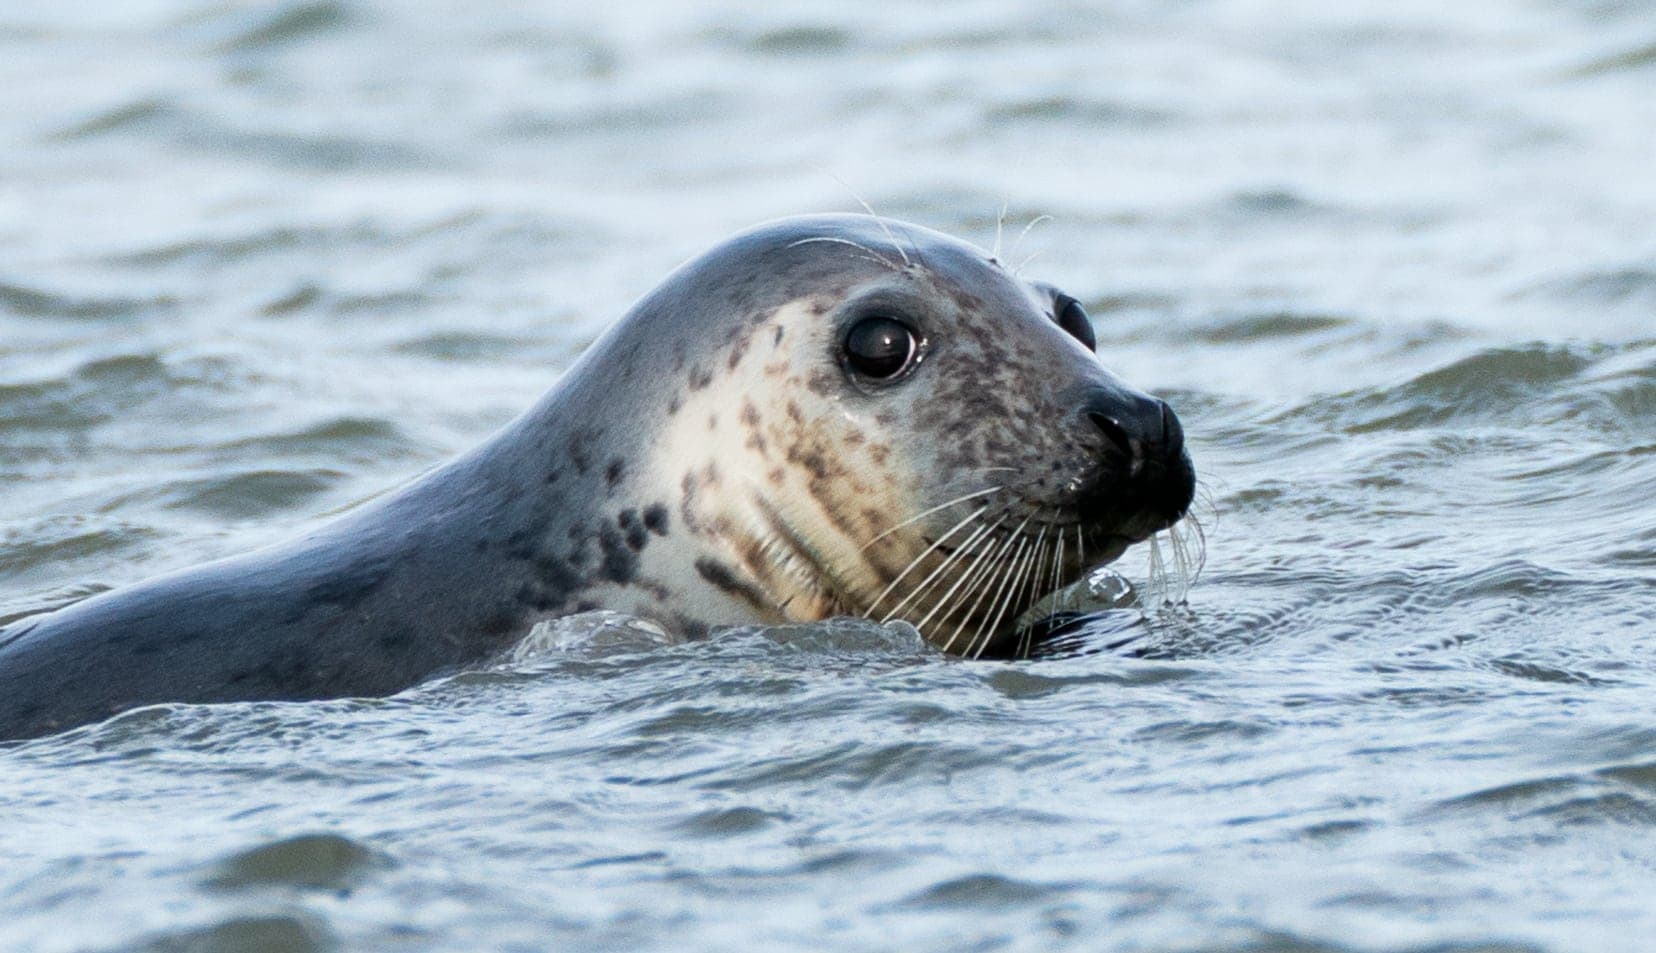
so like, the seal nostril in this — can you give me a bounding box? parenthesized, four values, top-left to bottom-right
(1088, 412, 1135, 461)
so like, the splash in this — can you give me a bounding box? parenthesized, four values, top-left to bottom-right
(505, 611, 676, 663)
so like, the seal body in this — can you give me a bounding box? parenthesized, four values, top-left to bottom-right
(0, 214, 1194, 739)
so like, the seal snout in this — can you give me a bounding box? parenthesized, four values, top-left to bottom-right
(1077, 389, 1196, 528)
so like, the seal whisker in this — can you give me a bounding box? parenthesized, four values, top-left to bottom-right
(857, 486, 1001, 553)
(990, 199, 1010, 263)
(1012, 523, 1052, 659)
(1019, 520, 1067, 658)
(824, 176, 912, 268)
(940, 514, 1031, 655)
(1005, 536, 1048, 659)
(1160, 516, 1207, 606)
(967, 536, 1026, 659)
(972, 533, 1040, 660)
(909, 516, 1007, 634)
(1015, 523, 1056, 658)
(863, 503, 989, 619)
(1027, 528, 1068, 658)
(925, 514, 1010, 648)
(878, 515, 998, 624)
(1175, 514, 1209, 583)
(964, 523, 1038, 660)
(1014, 249, 1045, 277)
(786, 237, 900, 273)
(1006, 214, 1052, 272)
(1052, 524, 1068, 611)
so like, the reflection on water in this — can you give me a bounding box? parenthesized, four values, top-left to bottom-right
(2, 1, 1655, 950)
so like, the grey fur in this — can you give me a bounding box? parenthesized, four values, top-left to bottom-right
(0, 214, 1192, 739)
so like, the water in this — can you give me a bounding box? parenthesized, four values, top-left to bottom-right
(2, 1, 1654, 950)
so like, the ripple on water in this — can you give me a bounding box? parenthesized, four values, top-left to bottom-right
(0, 353, 231, 434)
(209, 416, 419, 467)
(206, 0, 355, 54)
(149, 468, 347, 520)
(1426, 771, 1656, 829)
(0, 517, 157, 586)
(133, 914, 336, 953)
(715, 23, 855, 56)
(202, 832, 388, 892)
(1298, 342, 1598, 434)
(0, 280, 176, 320)
(669, 806, 787, 839)
(896, 873, 1070, 911)
(1188, 311, 1355, 344)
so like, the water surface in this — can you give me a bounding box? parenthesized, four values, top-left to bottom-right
(2, 1, 1654, 950)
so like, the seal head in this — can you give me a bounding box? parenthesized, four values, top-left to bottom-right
(605, 214, 1195, 657)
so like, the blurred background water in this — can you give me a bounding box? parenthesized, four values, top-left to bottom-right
(2, 1, 1654, 951)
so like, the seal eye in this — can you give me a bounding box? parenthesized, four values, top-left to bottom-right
(844, 316, 919, 380)
(1055, 295, 1096, 352)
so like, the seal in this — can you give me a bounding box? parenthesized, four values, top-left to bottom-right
(0, 213, 1194, 739)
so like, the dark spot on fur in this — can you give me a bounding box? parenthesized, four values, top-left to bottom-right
(689, 365, 713, 390)
(950, 286, 985, 312)
(515, 582, 557, 612)
(643, 503, 670, 535)
(667, 394, 682, 415)
(617, 509, 649, 551)
(606, 458, 625, 487)
(539, 552, 584, 593)
(301, 557, 391, 613)
(680, 473, 701, 533)
(789, 446, 831, 481)
(773, 326, 785, 347)
(740, 400, 760, 427)
(694, 558, 771, 611)
(675, 615, 711, 641)
(728, 333, 751, 370)
(568, 427, 603, 475)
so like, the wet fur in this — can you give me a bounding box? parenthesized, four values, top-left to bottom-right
(0, 214, 1182, 739)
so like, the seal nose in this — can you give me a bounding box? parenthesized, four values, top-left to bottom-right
(1086, 395, 1184, 476)
(1080, 389, 1195, 525)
